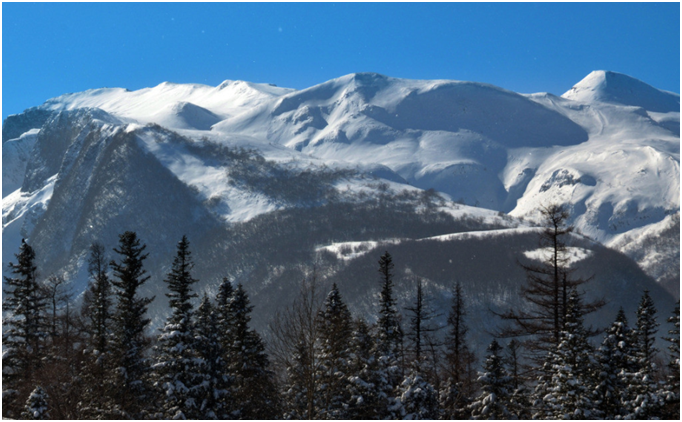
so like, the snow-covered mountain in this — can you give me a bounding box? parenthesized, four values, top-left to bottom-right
(2, 71, 678, 338)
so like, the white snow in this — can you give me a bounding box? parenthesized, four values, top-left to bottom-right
(4, 70, 678, 288)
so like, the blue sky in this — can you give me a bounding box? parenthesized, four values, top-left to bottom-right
(2, 2, 679, 121)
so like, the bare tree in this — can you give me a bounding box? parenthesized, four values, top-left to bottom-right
(495, 204, 605, 364)
(268, 269, 325, 419)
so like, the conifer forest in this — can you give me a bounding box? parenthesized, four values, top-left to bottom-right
(3, 206, 680, 420)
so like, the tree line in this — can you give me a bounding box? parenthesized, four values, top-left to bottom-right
(2, 205, 679, 419)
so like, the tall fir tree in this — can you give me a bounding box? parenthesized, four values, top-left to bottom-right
(374, 251, 403, 418)
(535, 290, 597, 420)
(469, 339, 514, 420)
(2, 239, 47, 419)
(193, 294, 229, 419)
(346, 318, 382, 419)
(153, 235, 203, 419)
(623, 290, 663, 419)
(315, 284, 354, 419)
(77, 242, 115, 419)
(227, 284, 280, 419)
(592, 308, 636, 419)
(108, 231, 154, 418)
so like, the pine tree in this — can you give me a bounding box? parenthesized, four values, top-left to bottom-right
(21, 386, 50, 420)
(108, 231, 154, 418)
(193, 294, 229, 419)
(593, 308, 635, 419)
(469, 339, 513, 420)
(623, 290, 663, 419)
(536, 290, 597, 420)
(153, 235, 203, 419)
(315, 283, 354, 419)
(227, 284, 280, 419)
(661, 301, 680, 419)
(394, 362, 440, 420)
(2, 239, 47, 418)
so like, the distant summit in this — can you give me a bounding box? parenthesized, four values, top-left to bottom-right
(562, 70, 680, 113)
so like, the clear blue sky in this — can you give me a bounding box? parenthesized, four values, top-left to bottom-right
(2, 2, 679, 121)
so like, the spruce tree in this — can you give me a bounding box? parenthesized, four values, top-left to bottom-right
(315, 283, 353, 419)
(624, 290, 663, 419)
(193, 294, 229, 419)
(108, 231, 154, 418)
(536, 290, 597, 420)
(469, 339, 513, 420)
(21, 386, 50, 420)
(346, 318, 381, 419)
(153, 235, 203, 419)
(227, 284, 280, 419)
(2, 239, 47, 418)
(394, 362, 440, 420)
(77, 242, 115, 419)
(374, 251, 403, 418)
(593, 308, 635, 419)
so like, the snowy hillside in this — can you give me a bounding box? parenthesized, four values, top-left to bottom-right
(2, 71, 679, 329)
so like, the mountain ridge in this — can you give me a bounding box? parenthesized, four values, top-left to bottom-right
(2, 71, 679, 334)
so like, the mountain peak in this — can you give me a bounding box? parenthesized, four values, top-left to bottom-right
(562, 70, 679, 112)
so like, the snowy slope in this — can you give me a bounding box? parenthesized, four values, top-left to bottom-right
(2, 70, 678, 303)
(563, 70, 680, 113)
(37, 80, 294, 130)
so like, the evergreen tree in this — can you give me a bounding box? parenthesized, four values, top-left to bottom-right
(108, 231, 154, 418)
(346, 318, 381, 419)
(153, 235, 203, 419)
(21, 386, 50, 420)
(2, 239, 47, 418)
(282, 336, 314, 419)
(193, 294, 229, 419)
(77, 242, 115, 419)
(593, 308, 635, 419)
(469, 339, 514, 420)
(623, 290, 663, 419)
(315, 284, 354, 419)
(536, 290, 597, 420)
(394, 362, 440, 420)
(661, 301, 680, 419)
(374, 251, 403, 418)
(227, 284, 280, 419)
(215, 276, 235, 351)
